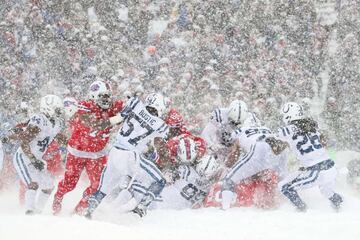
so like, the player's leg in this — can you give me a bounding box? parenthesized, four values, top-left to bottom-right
(221, 144, 269, 210)
(13, 150, 40, 214)
(130, 156, 166, 217)
(74, 156, 107, 214)
(85, 148, 137, 218)
(317, 166, 343, 210)
(278, 169, 321, 211)
(52, 153, 85, 214)
(36, 170, 55, 213)
(254, 169, 279, 209)
(19, 181, 26, 205)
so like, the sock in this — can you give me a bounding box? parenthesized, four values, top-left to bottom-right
(36, 190, 52, 213)
(87, 191, 106, 214)
(25, 189, 37, 212)
(221, 190, 234, 210)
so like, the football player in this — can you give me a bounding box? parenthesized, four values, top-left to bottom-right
(220, 101, 288, 210)
(10, 95, 67, 214)
(85, 93, 169, 218)
(52, 81, 124, 215)
(201, 100, 260, 165)
(275, 102, 343, 211)
(157, 154, 221, 210)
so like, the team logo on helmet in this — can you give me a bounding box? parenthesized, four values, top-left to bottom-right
(90, 83, 100, 92)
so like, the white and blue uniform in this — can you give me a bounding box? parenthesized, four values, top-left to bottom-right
(12, 113, 62, 188)
(96, 97, 168, 196)
(155, 165, 209, 209)
(201, 108, 229, 150)
(223, 125, 287, 184)
(277, 124, 341, 208)
(12, 113, 63, 212)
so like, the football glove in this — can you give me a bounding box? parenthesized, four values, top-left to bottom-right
(32, 159, 45, 171)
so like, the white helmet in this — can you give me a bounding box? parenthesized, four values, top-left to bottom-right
(196, 155, 220, 179)
(227, 100, 248, 127)
(89, 80, 113, 109)
(281, 102, 304, 124)
(40, 95, 63, 118)
(145, 93, 167, 117)
(63, 97, 78, 118)
(177, 137, 197, 164)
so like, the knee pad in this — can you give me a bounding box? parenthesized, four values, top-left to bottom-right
(222, 178, 235, 192)
(28, 182, 39, 190)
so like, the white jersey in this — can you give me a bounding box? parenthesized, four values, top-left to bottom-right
(157, 165, 209, 209)
(277, 125, 330, 167)
(201, 108, 231, 150)
(114, 97, 168, 152)
(26, 113, 63, 160)
(233, 125, 272, 153)
(0, 142, 4, 172)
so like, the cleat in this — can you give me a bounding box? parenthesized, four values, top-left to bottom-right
(25, 210, 35, 215)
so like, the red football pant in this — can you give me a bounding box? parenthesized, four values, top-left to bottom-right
(53, 153, 107, 213)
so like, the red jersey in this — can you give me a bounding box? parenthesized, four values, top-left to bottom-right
(157, 133, 207, 168)
(165, 108, 192, 135)
(67, 100, 123, 154)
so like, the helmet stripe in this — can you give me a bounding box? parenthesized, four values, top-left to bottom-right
(185, 139, 191, 160)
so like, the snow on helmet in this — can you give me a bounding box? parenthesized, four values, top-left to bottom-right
(40, 95, 63, 118)
(145, 93, 167, 117)
(63, 97, 78, 118)
(165, 109, 184, 128)
(196, 155, 220, 179)
(281, 102, 304, 124)
(89, 80, 113, 109)
(227, 100, 248, 127)
(177, 137, 197, 164)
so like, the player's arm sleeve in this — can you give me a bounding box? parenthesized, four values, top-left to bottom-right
(177, 165, 191, 180)
(120, 96, 140, 118)
(201, 122, 220, 152)
(76, 101, 92, 114)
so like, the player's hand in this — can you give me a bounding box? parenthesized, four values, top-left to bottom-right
(32, 159, 45, 171)
(220, 131, 233, 147)
(1, 137, 9, 143)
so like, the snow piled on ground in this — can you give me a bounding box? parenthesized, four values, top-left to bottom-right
(1, 151, 360, 240)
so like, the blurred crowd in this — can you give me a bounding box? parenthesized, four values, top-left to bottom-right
(0, 0, 359, 150)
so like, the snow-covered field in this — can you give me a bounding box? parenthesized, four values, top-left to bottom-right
(1, 151, 360, 240)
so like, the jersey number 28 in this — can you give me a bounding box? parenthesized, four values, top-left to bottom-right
(293, 133, 322, 155)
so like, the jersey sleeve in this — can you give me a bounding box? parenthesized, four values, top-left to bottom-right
(76, 101, 92, 114)
(178, 165, 191, 181)
(113, 100, 124, 114)
(210, 108, 223, 125)
(192, 136, 207, 157)
(276, 126, 292, 142)
(121, 97, 140, 118)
